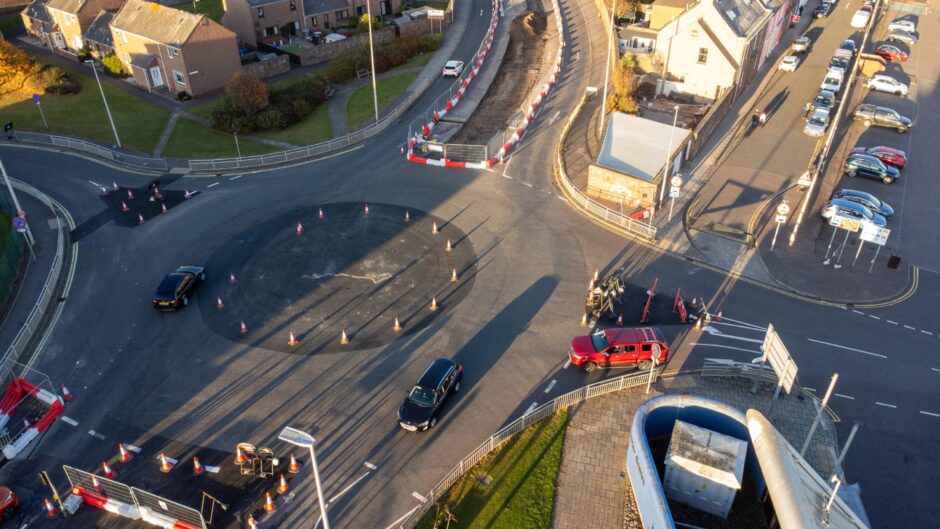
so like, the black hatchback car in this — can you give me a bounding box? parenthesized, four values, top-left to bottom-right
(398, 358, 463, 431)
(844, 154, 901, 184)
(152, 266, 205, 310)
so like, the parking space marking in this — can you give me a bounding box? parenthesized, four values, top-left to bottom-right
(807, 338, 887, 359)
(524, 402, 538, 415)
(411, 491, 427, 502)
(876, 402, 897, 409)
(920, 411, 940, 418)
(60, 416, 78, 426)
(206, 182, 219, 188)
(544, 380, 557, 393)
(329, 471, 371, 503)
(87, 430, 106, 440)
(834, 393, 855, 400)
(364, 461, 378, 470)
(563, 358, 571, 369)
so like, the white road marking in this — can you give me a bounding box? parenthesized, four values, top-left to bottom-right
(557, 195, 568, 201)
(60, 416, 78, 426)
(931, 368, 940, 373)
(876, 402, 897, 409)
(544, 380, 557, 393)
(206, 182, 220, 188)
(329, 471, 371, 503)
(313, 503, 330, 529)
(689, 343, 762, 355)
(548, 111, 561, 125)
(804, 387, 817, 392)
(156, 454, 179, 465)
(385, 504, 423, 529)
(920, 411, 940, 418)
(921, 330, 934, 336)
(887, 320, 898, 325)
(563, 358, 571, 369)
(701, 326, 764, 343)
(364, 461, 378, 470)
(904, 325, 916, 330)
(502, 174, 513, 179)
(710, 321, 765, 332)
(710, 316, 765, 331)
(852, 310, 865, 315)
(524, 402, 538, 415)
(88, 430, 106, 440)
(411, 491, 427, 502)
(204, 465, 221, 473)
(502, 156, 513, 178)
(229, 175, 242, 180)
(834, 393, 855, 400)
(521, 181, 534, 187)
(807, 338, 887, 359)
(126, 444, 142, 453)
(869, 315, 880, 320)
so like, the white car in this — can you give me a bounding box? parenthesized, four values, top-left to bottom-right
(778, 55, 800, 72)
(442, 60, 464, 77)
(850, 9, 871, 28)
(820, 68, 845, 93)
(888, 19, 916, 33)
(866, 75, 909, 96)
(804, 108, 831, 137)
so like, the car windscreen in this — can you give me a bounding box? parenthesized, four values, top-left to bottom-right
(156, 274, 182, 296)
(810, 113, 827, 126)
(591, 332, 610, 352)
(408, 386, 437, 407)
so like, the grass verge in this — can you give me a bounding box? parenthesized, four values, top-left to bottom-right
(415, 409, 568, 529)
(346, 72, 418, 130)
(175, 0, 224, 22)
(161, 118, 281, 158)
(257, 103, 332, 145)
(389, 51, 433, 73)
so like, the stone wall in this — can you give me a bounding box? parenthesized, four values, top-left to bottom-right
(295, 26, 397, 66)
(242, 54, 291, 79)
(398, 14, 453, 38)
(587, 164, 659, 209)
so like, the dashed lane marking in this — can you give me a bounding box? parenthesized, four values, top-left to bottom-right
(904, 325, 916, 330)
(922, 330, 934, 336)
(807, 338, 887, 359)
(804, 387, 817, 392)
(869, 315, 880, 320)
(931, 368, 940, 373)
(60, 416, 78, 426)
(364, 461, 378, 470)
(385, 504, 423, 529)
(557, 195, 568, 201)
(563, 358, 571, 369)
(329, 471, 371, 503)
(852, 310, 865, 315)
(206, 182, 219, 188)
(920, 411, 940, 418)
(834, 393, 855, 400)
(876, 402, 897, 409)
(887, 320, 898, 325)
(521, 181, 533, 187)
(126, 444, 142, 453)
(524, 402, 538, 415)
(411, 492, 427, 502)
(544, 380, 557, 393)
(229, 175, 242, 180)
(88, 430, 106, 440)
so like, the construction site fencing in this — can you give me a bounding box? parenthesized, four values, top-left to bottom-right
(133, 486, 207, 529)
(442, 143, 487, 163)
(0, 361, 58, 452)
(13, 132, 169, 171)
(1, 181, 67, 368)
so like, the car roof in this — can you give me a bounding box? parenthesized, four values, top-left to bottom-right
(156, 273, 185, 294)
(812, 108, 830, 117)
(848, 153, 881, 163)
(830, 198, 872, 216)
(835, 189, 880, 203)
(416, 357, 456, 388)
(604, 327, 663, 344)
(444, 60, 462, 67)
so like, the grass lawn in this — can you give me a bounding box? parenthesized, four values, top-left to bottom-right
(0, 68, 169, 154)
(175, 0, 224, 22)
(346, 72, 418, 130)
(389, 52, 433, 73)
(258, 103, 332, 145)
(162, 118, 282, 158)
(415, 409, 568, 529)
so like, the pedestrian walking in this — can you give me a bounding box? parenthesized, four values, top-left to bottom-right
(759, 111, 767, 127)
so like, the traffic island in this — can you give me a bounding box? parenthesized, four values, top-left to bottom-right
(200, 202, 478, 354)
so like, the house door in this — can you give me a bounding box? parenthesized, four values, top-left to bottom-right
(150, 67, 164, 88)
(52, 32, 65, 48)
(381, 1, 390, 15)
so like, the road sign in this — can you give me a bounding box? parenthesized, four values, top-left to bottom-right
(12, 217, 26, 233)
(776, 201, 790, 216)
(668, 186, 680, 198)
(829, 215, 861, 232)
(428, 8, 445, 17)
(17, 210, 25, 218)
(860, 224, 890, 245)
(775, 214, 787, 223)
(763, 323, 797, 393)
(798, 171, 812, 187)
(32, 94, 40, 104)
(670, 175, 683, 187)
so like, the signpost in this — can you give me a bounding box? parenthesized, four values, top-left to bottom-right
(428, 9, 444, 34)
(823, 215, 862, 266)
(32, 94, 48, 129)
(770, 199, 790, 251)
(752, 324, 798, 417)
(668, 174, 682, 221)
(859, 224, 890, 272)
(797, 170, 812, 190)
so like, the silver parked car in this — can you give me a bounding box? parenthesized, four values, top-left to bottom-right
(804, 108, 831, 137)
(832, 189, 894, 218)
(888, 29, 918, 46)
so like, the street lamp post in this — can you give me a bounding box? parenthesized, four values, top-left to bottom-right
(279, 427, 330, 529)
(0, 160, 37, 258)
(657, 106, 679, 208)
(231, 122, 242, 158)
(84, 60, 121, 148)
(366, 2, 379, 123)
(598, 0, 617, 137)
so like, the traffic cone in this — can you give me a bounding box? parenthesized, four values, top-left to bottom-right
(235, 446, 246, 465)
(102, 461, 116, 479)
(161, 203, 168, 214)
(44, 498, 59, 518)
(445, 239, 453, 252)
(296, 219, 304, 236)
(154, 188, 162, 199)
(404, 210, 411, 222)
(341, 329, 349, 344)
(193, 456, 204, 475)
(127, 189, 134, 200)
(247, 514, 258, 529)
(264, 492, 276, 512)
(616, 313, 623, 326)
(690, 297, 697, 309)
(112, 181, 119, 191)
(138, 213, 145, 224)
(121, 201, 129, 212)
(451, 268, 458, 282)
(100, 186, 108, 196)
(240, 321, 248, 334)
(581, 313, 588, 326)
(593, 269, 599, 282)
(705, 312, 713, 326)
(288, 452, 300, 473)
(184, 189, 192, 200)
(92, 475, 102, 490)
(694, 317, 702, 331)
(587, 279, 595, 291)
(278, 473, 288, 493)
(430, 296, 438, 311)
(393, 317, 401, 332)
(716, 310, 723, 321)
(159, 452, 173, 473)
(217, 296, 224, 309)
(230, 272, 237, 284)
(288, 332, 299, 346)
(432, 221, 439, 234)
(364, 203, 370, 215)
(318, 207, 325, 219)
(61, 384, 72, 401)
(118, 443, 132, 462)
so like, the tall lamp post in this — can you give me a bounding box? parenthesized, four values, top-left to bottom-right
(83, 60, 121, 148)
(279, 427, 330, 529)
(366, 3, 379, 123)
(598, 0, 617, 137)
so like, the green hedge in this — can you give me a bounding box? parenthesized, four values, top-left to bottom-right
(209, 76, 328, 133)
(324, 34, 443, 84)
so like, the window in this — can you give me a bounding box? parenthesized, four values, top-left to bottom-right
(697, 47, 708, 64)
(310, 15, 318, 26)
(119, 30, 127, 43)
(335, 9, 349, 19)
(168, 47, 179, 59)
(289, 0, 296, 10)
(257, 6, 264, 17)
(173, 71, 186, 85)
(122, 51, 130, 63)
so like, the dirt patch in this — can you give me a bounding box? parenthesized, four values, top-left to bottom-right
(450, 4, 554, 144)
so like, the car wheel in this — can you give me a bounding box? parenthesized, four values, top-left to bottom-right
(882, 177, 893, 184)
(182, 295, 189, 306)
(429, 417, 437, 429)
(862, 119, 871, 127)
(199, 272, 206, 280)
(898, 127, 907, 133)
(583, 362, 598, 373)
(848, 170, 857, 177)
(2, 506, 13, 520)
(454, 380, 460, 392)
(638, 360, 653, 371)
(895, 89, 902, 95)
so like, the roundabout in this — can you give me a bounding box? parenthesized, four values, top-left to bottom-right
(199, 202, 478, 354)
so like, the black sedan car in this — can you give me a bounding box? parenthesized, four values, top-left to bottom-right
(844, 154, 901, 184)
(398, 358, 462, 431)
(152, 266, 205, 310)
(814, 2, 832, 17)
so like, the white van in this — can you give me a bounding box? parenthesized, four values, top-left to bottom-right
(821, 68, 845, 93)
(850, 9, 871, 28)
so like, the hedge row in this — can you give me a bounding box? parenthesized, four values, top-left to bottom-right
(324, 33, 443, 84)
(210, 76, 328, 133)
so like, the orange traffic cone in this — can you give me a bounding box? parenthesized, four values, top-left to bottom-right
(112, 181, 119, 191)
(278, 473, 288, 493)
(230, 272, 237, 284)
(430, 296, 438, 311)
(161, 203, 168, 214)
(432, 221, 439, 234)
(102, 461, 116, 479)
(340, 329, 349, 344)
(393, 317, 402, 332)
(235, 446, 246, 465)
(404, 210, 411, 222)
(318, 207, 325, 219)
(593, 269, 599, 282)
(138, 213, 145, 224)
(587, 279, 595, 291)
(451, 268, 458, 282)
(363, 203, 370, 215)
(121, 201, 129, 212)
(694, 317, 703, 331)
(296, 219, 304, 236)
(193, 456, 204, 475)
(716, 310, 723, 321)
(445, 239, 453, 252)
(61, 384, 72, 401)
(240, 321, 248, 334)
(184, 189, 192, 200)
(264, 492, 276, 512)
(288, 332, 299, 346)
(92, 475, 102, 490)
(159, 452, 174, 473)
(690, 297, 697, 309)
(616, 313, 623, 326)
(127, 189, 134, 200)
(118, 443, 132, 462)
(288, 452, 300, 473)
(217, 296, 224, 309)
(581, 313, 588, 326)
(247, 514, 259, 529)
(44, 498, 59, 518)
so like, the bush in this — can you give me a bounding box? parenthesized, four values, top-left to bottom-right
(225, 71, 269, 117)
(101, 54, 127, 77)
(210, 73, 329, 133)
(38, 66, 80, 95)
(324, 34, 442, 84)
(255, 107, 290, 130)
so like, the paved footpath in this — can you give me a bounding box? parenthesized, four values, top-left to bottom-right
(551, 374, 840, 529)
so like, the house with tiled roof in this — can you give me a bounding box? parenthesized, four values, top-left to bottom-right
(109, 0, 241, 97)
(82, 9, 115, 58)
(20, 0, 55, 49)
(40, 0, 124, 55)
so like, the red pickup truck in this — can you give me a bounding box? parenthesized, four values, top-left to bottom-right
(568, 327, 668, 373)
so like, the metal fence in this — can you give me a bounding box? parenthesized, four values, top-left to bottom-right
(13, 132, 169, 171)
(443, 143, 487, 162)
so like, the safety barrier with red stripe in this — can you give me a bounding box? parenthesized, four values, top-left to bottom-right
(0, 377, 64, 459)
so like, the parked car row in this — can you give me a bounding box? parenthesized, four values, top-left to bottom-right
(803, 41, 856, 137)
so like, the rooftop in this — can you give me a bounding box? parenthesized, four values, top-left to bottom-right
(83, 10, 115, 47)
(596, 112, 691, 182)
(110, 0, 207, 47)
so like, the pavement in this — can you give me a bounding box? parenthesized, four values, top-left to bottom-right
(551, 373, 840, 529)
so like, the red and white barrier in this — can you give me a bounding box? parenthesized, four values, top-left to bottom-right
(71, 486, 202, 529)
(0, 377, 65, 459)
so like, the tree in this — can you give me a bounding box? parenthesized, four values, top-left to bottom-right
(607, 54, 639, 114)
(225, 72, 269, 117)
(357, 13, 381, 32)
(0, 40, 42, 98)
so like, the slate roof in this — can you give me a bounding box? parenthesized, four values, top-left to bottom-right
(22, 0, 53, 23)
(715, 0, 768, 37)
(303, 0, 350, 15)
(111, 0, 204, 46)
(596, 112, 690, 182)
(45, 0, 86, 14)
(83, 10, 115, 46)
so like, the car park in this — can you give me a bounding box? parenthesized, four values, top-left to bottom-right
(821, 68, 845, 93)
(804, 108, 831, 137)
(791, 36, 810, 53)
(152, 266, 205, 310)
(804, 89, 836, 117)
(820, 198, 888, 227)
(888, 19, 916, 33)
(832, 189, 894, 218)
(844, 153, 901, 184)
(813, 2, 832, 17)
(839, 39, 857, 55)
(888, 29, 918, 46)
(850, 146, 907, 168)
(441, 60, 464, 77)
(875, 44, 908, 62)
(866, 75, 908, 96)
(778, 55, 800, 72)
(397, 358, 462, 431)
(852, 104, 912, 132)
(568, 327, 668, 373)
(850, 9, 871, 28)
